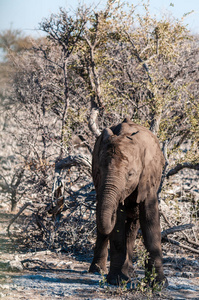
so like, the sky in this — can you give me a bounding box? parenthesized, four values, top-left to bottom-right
(0, 0, 198, 38)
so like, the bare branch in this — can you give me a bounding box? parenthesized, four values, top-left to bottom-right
(55, 155, 92, 174)
(161, 223, 194, 239)
(7, 202, 34, 236)
(158, 139, 169, 196)
(166, 162, 199, 178)
(88, 107, 101, 138)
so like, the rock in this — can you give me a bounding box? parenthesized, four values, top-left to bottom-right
(0, 258, 23, 272)
(182, 272, 194, 278)
(9, 259, 23, 272)
(0, 292, 6, 298)
(56, 261, 74, 270)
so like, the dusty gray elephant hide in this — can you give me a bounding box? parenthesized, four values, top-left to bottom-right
(89, 117, 167, 286)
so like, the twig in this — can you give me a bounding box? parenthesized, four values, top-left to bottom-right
(159, 208, 172, 227)
(182, 232, 199, 248)
(125, 30, 152, 83)
(7, 202, 33, 236)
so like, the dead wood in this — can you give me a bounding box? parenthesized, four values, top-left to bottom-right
(88, 107, 101, 138)
(161, 223, 199, 254)
(35, 211, 48, 232)
(161, 223, 194, 239)
(55, 155, 92, 174)
(159, 208, 172, 227)
(166, 162, 199, 178)
(51, 155, 92, 215)
(7, 202, 33, 236)
(22, 258, 54, 270)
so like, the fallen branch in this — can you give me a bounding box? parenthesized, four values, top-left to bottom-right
(161, 223, 194, 239)
(55, 155, 92, 174)
(7, 202, 33, 236)
(166, 162, 199, 178)
(163, 237, 199, 254)
(22, 258, 54, 270)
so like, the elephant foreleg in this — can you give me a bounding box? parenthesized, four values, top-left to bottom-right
(89, 229, 109, 274)
(107, 204, 129, 285)
(139, 197, 167, 285)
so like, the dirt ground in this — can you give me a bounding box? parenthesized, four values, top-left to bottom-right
(0, 211, 199, 300)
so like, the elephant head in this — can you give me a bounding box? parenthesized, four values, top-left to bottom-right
(93, 127, 142, 235)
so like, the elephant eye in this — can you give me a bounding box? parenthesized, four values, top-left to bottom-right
(128, 173, 133, 179)
(128, 170, 135, 178)
(126, 172, 132, 181)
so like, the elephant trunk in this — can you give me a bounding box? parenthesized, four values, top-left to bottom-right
(97, 181, 121, 235)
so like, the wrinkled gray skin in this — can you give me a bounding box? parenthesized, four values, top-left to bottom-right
(89, 117, 167, 286)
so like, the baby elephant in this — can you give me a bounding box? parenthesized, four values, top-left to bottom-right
(89, 117, 167, 286)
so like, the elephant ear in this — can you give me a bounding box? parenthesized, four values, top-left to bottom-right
(102, 128, 113, 143)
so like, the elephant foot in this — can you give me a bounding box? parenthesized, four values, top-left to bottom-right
(145, 274, 168, 289)
(155, 276, 168, 289)
(89, 263, 108, 275)
(107, 271, 130, 286)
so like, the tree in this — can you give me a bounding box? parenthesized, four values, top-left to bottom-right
(0, 29, 33, 59)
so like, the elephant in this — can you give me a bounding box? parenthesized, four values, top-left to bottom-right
(89, 117, 167, 287)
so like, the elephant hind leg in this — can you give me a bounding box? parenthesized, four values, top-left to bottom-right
(125, 207, 140, 274)
(89, 229, 109, 274)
